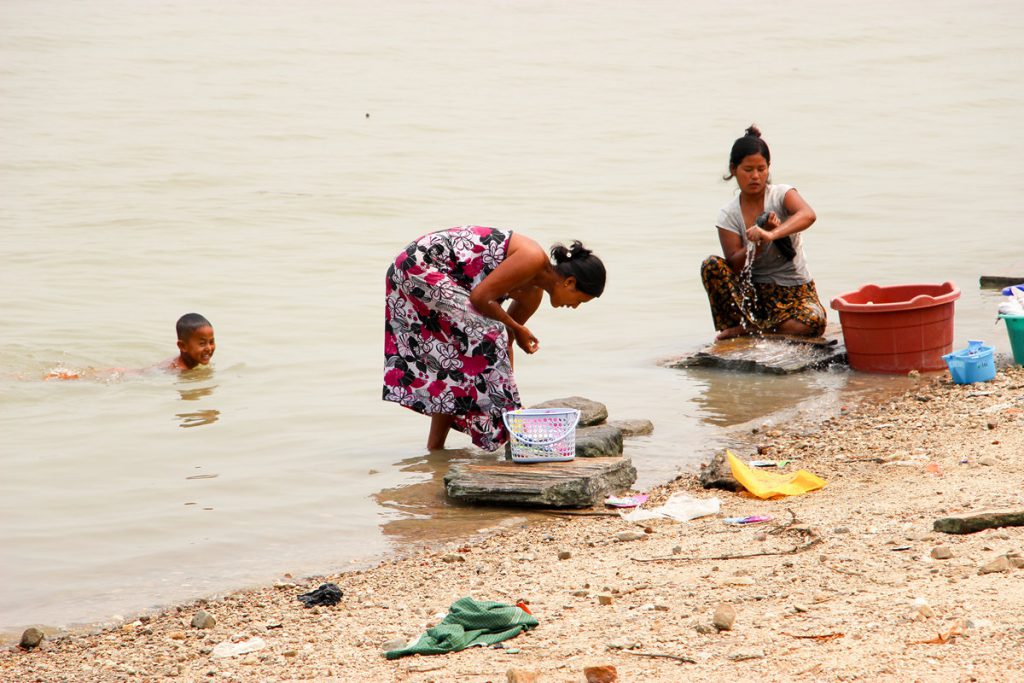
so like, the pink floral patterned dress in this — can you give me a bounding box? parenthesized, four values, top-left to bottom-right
(383, 226, 522, 450)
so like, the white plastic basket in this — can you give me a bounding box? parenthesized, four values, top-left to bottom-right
(502, 408, 580, 463)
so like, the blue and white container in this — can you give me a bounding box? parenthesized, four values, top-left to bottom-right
(942, 340, 996, 384)
(503, 408, 580, 463)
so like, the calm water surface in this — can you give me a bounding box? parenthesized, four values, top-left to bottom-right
(1, 0, 1021, 638)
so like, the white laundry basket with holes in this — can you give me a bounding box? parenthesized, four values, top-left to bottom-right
(502, 408, 580, 463)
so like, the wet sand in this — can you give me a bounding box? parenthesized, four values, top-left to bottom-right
(3, 367, 1023, 682)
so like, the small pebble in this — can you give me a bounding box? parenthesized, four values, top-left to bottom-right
(582, 665, 617, 683)
(979, 556, 1010, 575)
(19, 627, 44, 650)
(191, 610, 216, 629)
(712, 603, 736, 631)
(381, 638, 407, 652)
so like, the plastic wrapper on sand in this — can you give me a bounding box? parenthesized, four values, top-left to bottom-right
(618, 492, 720, 522)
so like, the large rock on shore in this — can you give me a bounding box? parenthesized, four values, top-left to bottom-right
(445, 457, 637, 508)
(698, 451, 742, 492)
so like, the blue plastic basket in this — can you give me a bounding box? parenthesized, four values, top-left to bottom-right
(942, 340, 996, 384)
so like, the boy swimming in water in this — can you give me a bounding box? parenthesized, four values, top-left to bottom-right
(42, 313, 215, 379)
(164, 313, 216, 371)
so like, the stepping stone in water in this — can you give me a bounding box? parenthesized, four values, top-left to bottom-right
(444, 457, 637, 508)
(575, 424, 623, 457)
(529, 396, 608, 426)
(607, 419, 654, 437)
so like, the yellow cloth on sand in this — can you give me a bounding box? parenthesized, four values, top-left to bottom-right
(727, 450, 827, 499)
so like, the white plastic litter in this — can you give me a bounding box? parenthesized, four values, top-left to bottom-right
(998, 299, 1024, 316)
(998, 286, 1024, 316)
(211, 636, 267, 659)
(619, 492, 720, 523)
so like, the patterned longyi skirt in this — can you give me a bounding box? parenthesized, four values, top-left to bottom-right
(700, 256, 826, 336)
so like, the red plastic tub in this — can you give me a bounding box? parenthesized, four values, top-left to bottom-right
(830, 282, 961, 373)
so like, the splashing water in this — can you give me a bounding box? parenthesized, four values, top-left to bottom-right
(43, 364, 82, 381)
(736, 241, 761, 331)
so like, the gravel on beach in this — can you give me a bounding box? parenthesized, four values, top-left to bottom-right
(3, 367, 1023, 683)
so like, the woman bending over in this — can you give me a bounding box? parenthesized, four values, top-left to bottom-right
(384, 226, 605, 450)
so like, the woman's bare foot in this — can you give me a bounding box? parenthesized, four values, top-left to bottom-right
(770, 318, 817, 337)
(715, 325, 750, 340)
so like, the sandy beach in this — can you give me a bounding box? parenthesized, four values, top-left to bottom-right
(4, 366, 1023, 683)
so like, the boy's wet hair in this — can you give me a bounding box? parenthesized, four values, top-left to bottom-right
(176, 313, 212, 341)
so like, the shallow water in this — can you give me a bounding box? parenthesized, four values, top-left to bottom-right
(1, 0, 1021, 638)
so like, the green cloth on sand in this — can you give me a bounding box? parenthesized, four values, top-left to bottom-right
(385, 596, 538, 660)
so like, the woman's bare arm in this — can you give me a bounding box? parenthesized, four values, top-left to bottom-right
(746, 189, 816, 243)
(505, 289, 543, 366)
(468, 238, 546, 326)
(468, 236, 548, 353)
(718, 228, 746, 275)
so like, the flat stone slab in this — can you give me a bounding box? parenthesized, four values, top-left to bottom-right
(664, 332, 846, 375)
(933, 509, 1024, 534)
(530, 396, 608, 426)
(445, 457, 637, 508)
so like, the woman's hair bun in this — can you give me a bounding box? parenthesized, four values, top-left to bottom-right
(550, 239, 605, 297)
(725, 124, 771, 179)
(550, 240, 591, 264)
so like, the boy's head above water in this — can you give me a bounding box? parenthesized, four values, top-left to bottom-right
(175, 313, 215, 369)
